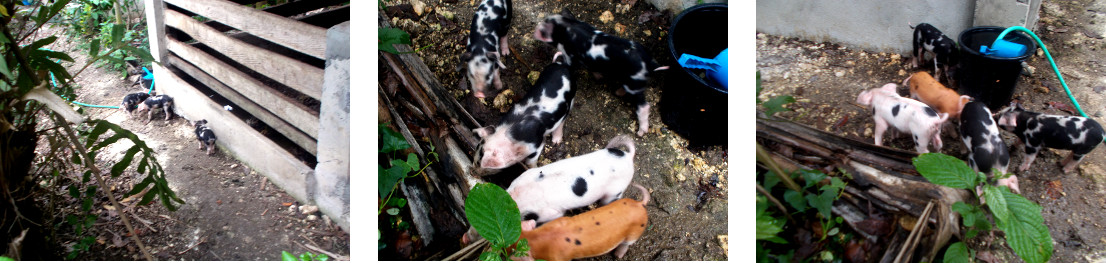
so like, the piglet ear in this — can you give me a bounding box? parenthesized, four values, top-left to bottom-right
(560, 8, 575, 19)
(488, 52, 507, 69)
(473, 126, 493, 138)
(457, 52, 473, 72)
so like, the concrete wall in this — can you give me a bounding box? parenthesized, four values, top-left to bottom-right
(310, 21, 351, 233)
(757, 0, 1041, 54)
(757, 0, 975, 54)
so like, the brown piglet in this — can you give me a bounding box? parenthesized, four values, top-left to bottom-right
(905, 71, 971, 119)
(516, 183, 650, 261)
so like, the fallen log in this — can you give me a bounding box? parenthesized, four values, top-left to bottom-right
(756, 111, 970, 262)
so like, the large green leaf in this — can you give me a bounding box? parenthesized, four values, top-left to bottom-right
(806, 190, 835, 219)
(998, 189, 1053, 263)
(464, 183, 522, 248)
(984, 185, 1010, 225)
(379, 123, 411, 153)
(913, 153, 978, 189)
(110, 23, 124, 46)
(110, 145, 140, 177)
(378, 27, 411, 54)
(761, 95, 795, 116)
(379, 165, 407, 200)
(783, 190, 806, 212)
(952, 201, 991, 239)
(942, 242, 972, 263)
(755, 196, 786, 242)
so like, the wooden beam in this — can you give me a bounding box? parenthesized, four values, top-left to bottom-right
(164, 0, 326, 59)
(299, 5, 349, 29)
(167, 54, 318, 155)
(164, 9, 323, 100)
(167, 38, 320, 138)
(152, 63, 313, 203)
(144, 0, 167, 62)
(262, 0, 347, 17)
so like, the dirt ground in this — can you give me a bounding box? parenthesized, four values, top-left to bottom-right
(381, 0, 729, 260)
(757, 0, 1106, 261)
(35, 25, 349, 260)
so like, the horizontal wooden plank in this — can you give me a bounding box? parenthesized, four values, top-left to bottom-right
(167, 53, 318, 155)
(201, 0, 349, 33)
(151, 62, 312, 203)
(165, 0, 326, 59)
(167, 38, 320, 138)
(164, 9, 323, 100)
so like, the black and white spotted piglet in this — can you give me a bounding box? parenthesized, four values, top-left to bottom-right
(473, 52, 575, 170)
(193, 119, 217, 155)
(120, 92, 150, 116)
(533, 9, 668, 136)
(506, 135, 635, 223)
(134, 95, 174, 122)
(960, 101, 1018, 193)
(458, 0, 512, 98)
(911, 23, 959, 85)
(996, 103, 1105, 174)
(856, 83, 949, 153)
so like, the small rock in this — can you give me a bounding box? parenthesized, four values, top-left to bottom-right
(1096, 111, 1104, 118)
(429, 24, 441, 31)
(287, 205, 296, 214)
(300, 205, 319, 215)
(643, 29, 652, 36)
(1085, 27, 1105, 39)
(527, 71, 540, 84)
(1022, 62, 1035, 76)
(409, 0, 426, 16)
(835, 71, 845, 77)
(718, 235, 728, 257)
(230, 164, 238, 169)
(599, 11, 614, 23)
(493, 89, 515, 112)
(898, 69, 906, 76)
(890, 53, 901, 61)
(1035, 86, 1049, 94)
(306, 215, 318, 221)
(440, 10, 454, 20)
(1037, 48, 1044, 57)
(323, 215, 332, 226)
(614, 23, 626, 34)
(1093, 86, 1106, 93)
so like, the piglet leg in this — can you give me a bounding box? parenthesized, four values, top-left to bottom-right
(500, 36, 509, 56)
(873, 117, 889, 146)
(1018, 150, 1039, 172)
(614, 243, 631, 259)
(636, 104, 650, 137)
(997, 175, 1021, 194)
(1061, 152, 1085, 174)
(551, 120, 565, 144)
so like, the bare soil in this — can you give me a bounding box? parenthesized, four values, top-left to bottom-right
(35, 25, 349, 260)
(380, 0, 729, 260)
(757, 0, 1106, 261)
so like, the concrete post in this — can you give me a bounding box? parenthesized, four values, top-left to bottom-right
(312, 21, 350, 233)
(973, 0, 1042, 31)
(143, 0, 167, 62)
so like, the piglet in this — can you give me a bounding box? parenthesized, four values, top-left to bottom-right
(905, 71, 971, 119)
(120, 92, 150, 116)
(996, 103, 1105, 173)
(960, 101, 1017, 194)
(474, 52, 575, 169)
(911, 23, 959, 85)
(507, 134, 635, 223)
(134, 95, 174, 123)
(458, 0, 512, 98)
(856, 83, 949, 153)
(533, 9, 668, 136)
(516, 182, 649, 261)
(193, 119, 217, 155)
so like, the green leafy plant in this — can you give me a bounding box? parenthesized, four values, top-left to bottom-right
(281, 251, 328, 261)
(465, 183, 531, 261)
(377, 123, 437, 252)
(0, 0, 179, 259)
(756, 71, 796, 116)
(914, 153, 1053, 263)
(59, 0, 151, 74)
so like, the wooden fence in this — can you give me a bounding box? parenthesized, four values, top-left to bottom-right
(144, 0, 350, 231)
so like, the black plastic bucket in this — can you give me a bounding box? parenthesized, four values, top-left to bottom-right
(660, 3, 727, 147)
(956, 27, 1036, 110)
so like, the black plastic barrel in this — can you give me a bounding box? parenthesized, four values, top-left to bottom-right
(956, 27, 1036, 110)
(660, 3, 727, 147)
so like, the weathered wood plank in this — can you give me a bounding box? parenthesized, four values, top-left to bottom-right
(144, 0, 167, 62)
(164, 9, 323, 100)
(167, 38, 320, 138)
(164, 0, 326, 59)
(167, 54, 318, 155)
(152, 63, 312, 203)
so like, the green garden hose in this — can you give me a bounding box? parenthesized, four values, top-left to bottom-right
(993, 26, 1088, 117)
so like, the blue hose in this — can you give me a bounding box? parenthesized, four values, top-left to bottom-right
(991, 26, 1087, 118)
